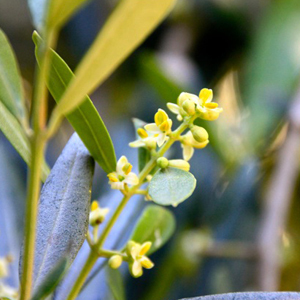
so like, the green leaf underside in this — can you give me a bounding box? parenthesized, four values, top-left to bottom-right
(106, 268, 126, 300)
(130, 205, 176, 255)
(0, 29, 26, 124)
(31, 256, 69, 300)
(33, 32, 116, 173)
(0, 101, 49, 182)
(20, 133, 94, 290)
(149, 168, 196, 207)
(55, 0, 176, 116)
(132, 118, 151, 172)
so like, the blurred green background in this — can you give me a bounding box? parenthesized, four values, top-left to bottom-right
(1, 0, 300, 299)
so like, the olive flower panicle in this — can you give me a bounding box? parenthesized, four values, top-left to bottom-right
(107, 156, 139, 190)
(127, 241, 154, 278)
(144, 109, 172, 147)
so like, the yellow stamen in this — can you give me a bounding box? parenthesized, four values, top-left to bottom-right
(139, 242, 152, 256)
(154, 109, 168, 126)
(122, 163, 133, 175)
(137, 128, 148, 139)
(140, 257, 154, 269)
(199, 88, 213, 103)
(108, 173, 118, 182)
(91, 201, 99, 211)
(204, 102, 218, 109)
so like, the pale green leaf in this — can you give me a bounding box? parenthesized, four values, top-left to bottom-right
(0, 29, 26, 125)
(130, 205, 176, 255)
(33, 31, 116, 173)
(48, 0, 91, 29)
(106, 268, 126, 300)
(55, 0, 176, 116)
(27, 0, 50, 32)
(149, 167, 196, 207)
(0, 101, 49, 182)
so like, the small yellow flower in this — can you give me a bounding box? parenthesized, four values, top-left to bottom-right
(107, 156, 139, 190)
(0, 257, 8, 279)
(89, 201, 109, 226)
(197, 88, 223, 121)
(181, 131, 209, 161)
(145, 109, 172, 147)
(127, 241, 154, 278)
(129, 128, 157, 149)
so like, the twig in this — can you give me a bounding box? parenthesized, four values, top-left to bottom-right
(258, 85, 300, 290)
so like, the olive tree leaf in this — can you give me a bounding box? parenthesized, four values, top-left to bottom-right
(27, 0, 50, 32)
(33, 31, 116, 173)
(0, 101, 49, 182)
(0, 29, 26, 125)
(54, 0, 176, 117)
(179, 292, 300, 300)
(149, 168, 196, 207)
(19, 133, 94, 291)
(106, 268, 126, 300)
(130, 205, 176, 255)
(30, 256, 69, 300)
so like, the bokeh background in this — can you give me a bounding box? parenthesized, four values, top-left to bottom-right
(1, 0, 300, 299)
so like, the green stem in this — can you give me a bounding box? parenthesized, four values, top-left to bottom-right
(20, 29, 57, 300)
(65, 121, 189, 300)
(20, 135, 46, 300)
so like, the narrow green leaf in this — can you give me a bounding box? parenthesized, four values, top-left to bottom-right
(130, 205, 175, 255)
(149, 168, 196, 207)
(0, 29, 26, 124)
(243, 0, 300, 149)
(132, 118, 151, 172)
(33, 31, 116, 173)
(48, 0, 91, 29)
(31, 256, 69, 300)
(106, 268, 126, 300)
(55, 0, 176, 116)
(0, 101, 49, 181)
(19, 133, 94, 289)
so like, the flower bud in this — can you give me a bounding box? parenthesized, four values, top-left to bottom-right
(182, 100, 196, 116)
(191, 126, 209, 143)
(109, 255, 123, 269)
(168, 159, 190, 172)
(177, 92, 199, 107)
(157, 157, 169, 169)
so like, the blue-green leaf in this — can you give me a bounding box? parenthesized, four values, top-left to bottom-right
(33, 31, 116, 173)
(19, 133, 94, 289)
(149, 168, 196, 207)
(130, 205, 176, 255)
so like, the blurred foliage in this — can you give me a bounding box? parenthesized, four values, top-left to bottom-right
(1, 0, 300, 299)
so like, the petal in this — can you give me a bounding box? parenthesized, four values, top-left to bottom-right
(140, 241, 152, 256)
(157, 133, 166, 147)
(155, 109, 168, 126)
(199, 88, 213, 104)
(140, 256, 154, 269)
(129, 140, 145, 148)
(167, 103, 180, 114)
(124, 172, 139, 186)
(117, 156, 128, 174)
(145, 123, 161, 134)
(183, 145, 194, 161)
(132, 261, 143, 277)
(110, 181, 125, 190)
